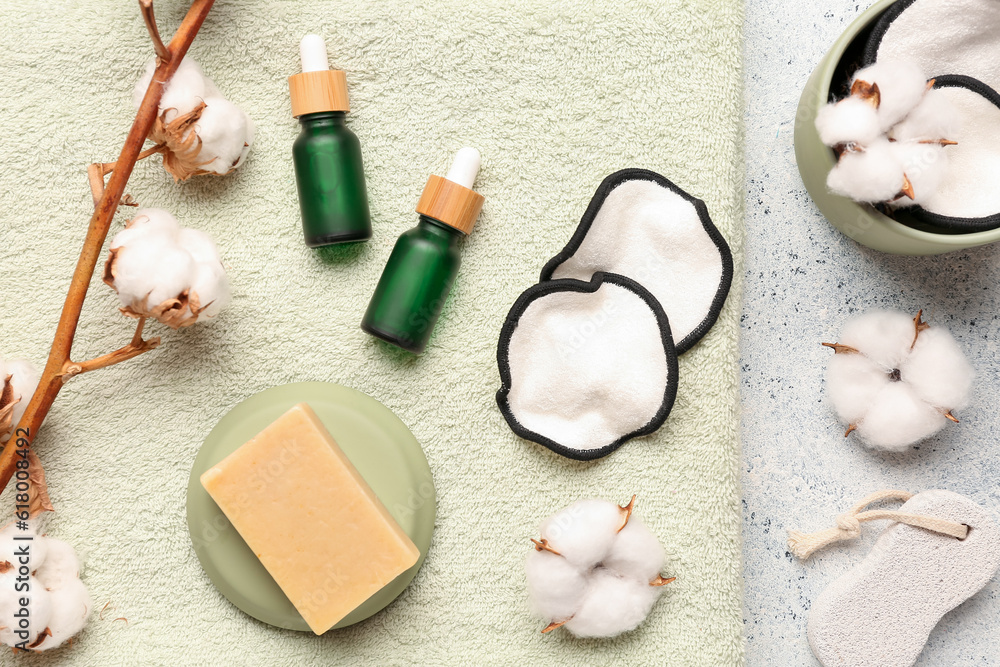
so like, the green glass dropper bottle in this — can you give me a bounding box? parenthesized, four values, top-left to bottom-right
(289, 35, 371, 247)
(361, 148, 485, 354)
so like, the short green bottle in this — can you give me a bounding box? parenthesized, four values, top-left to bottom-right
(362, 148, 485, 354)
(289, 35, 371, 247)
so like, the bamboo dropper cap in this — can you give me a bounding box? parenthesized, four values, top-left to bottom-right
(289, 34, 349, 117)
(416, 148, 485, 235)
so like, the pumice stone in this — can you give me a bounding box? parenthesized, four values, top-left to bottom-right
(540, 169, 733, 354)
(496, 273, 678, 461)
(806, 490, 1000, 667)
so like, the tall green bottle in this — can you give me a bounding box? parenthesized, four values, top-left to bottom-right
(289, 35, 371, 247)
(362, 148, 485, 354)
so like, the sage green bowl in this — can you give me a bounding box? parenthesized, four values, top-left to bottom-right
(187, 382, 436, 632)
(794, 0, 1000, 255)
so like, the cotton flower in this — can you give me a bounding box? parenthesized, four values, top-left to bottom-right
(823, 310, 973, 451)
(890, 88, 961, 143)
(887, 141, 950, 208)
(816, 61, 958, 205)
(103, 208, 230, 328)
(0, 358, 39, 442)
(134, 56, 254, 181)
(0, 522, 91, 651)
(816, 96, 881, 147)
(827, 139, 906, 203)
(850, 61, 928, 131)
(526, 497, 674, 638)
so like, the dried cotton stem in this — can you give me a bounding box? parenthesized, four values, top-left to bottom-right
(0, 0, 217, 500)
(139, 0, 170, 63)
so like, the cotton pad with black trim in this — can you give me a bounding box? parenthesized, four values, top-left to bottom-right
(540, 169, 733, 354)
(864, 0, 1000, 93)
(902, 77, 1000, 232)
(864, 0, 1000, 232)
(496, 273, 678, 461)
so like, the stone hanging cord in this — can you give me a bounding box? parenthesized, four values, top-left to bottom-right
(788, 489, 969, 559)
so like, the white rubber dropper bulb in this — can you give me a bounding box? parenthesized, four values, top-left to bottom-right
(300, 34, 329, 73)
(444, 147, 481, 189)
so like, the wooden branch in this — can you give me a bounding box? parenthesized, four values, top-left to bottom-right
(101, 143, 166, 177)
(87, 163, 106, 208)
(61, 319, 161, 378)
(140, 0, 170, 63)
(0, 0, 217, 498)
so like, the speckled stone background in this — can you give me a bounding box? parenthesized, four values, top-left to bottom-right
(741, 1, 1000, 665)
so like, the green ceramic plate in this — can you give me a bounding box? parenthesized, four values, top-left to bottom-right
(186, 382, 436, 632)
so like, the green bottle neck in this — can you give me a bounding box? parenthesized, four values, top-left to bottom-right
(298, 111, 348, 130)
(416, 215, 464, 244)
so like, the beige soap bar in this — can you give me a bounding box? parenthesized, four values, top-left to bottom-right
(200, 402, 420, 634)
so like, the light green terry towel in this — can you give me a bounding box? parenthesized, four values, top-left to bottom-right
(0, 0, 744, 664)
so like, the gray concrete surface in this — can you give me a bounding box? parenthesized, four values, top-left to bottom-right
(741, 1, 1000, 664)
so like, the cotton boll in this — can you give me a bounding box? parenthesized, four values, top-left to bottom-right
(816, 97, 882, 147)
(0, 521, 47, 572)
(891, 88, 960, 143)
(526, 550, 587, 622)
(120, 208, 182, 237)
(603, 516, 665, 583)
(827, 140, 906, 203)
(195, 97, 253, 175)
(888, 141, 949, 207)
(539, 499, 625, 568)
(0, 572, 53, 648)
(856, 382, 947, 451)
(562, 571, 661, 638)
(136, 57, 254, 181)
(108, 209, 182, 260)
(35, 538, 80, 591)
(112, 239, 195, 308)
(839, 310, 915, 369)
(177, 229, 230, 319)
(235, 115, 256, 169)
(851, 61, 928, 130)
(134, 56, 211, 122)
(827, 354, 892, 425)
(104, 210, 230, 327)
(177, 227, 221, 266)
(902, 328, 974, 411)
(0, 359, 39, 439)
(528, 497, 671, 638)
(825, 310, 969, 450)
(187, 262, 230, 320)
(34, 578, 91, 650)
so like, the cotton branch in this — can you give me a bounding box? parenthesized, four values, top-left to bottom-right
(140, 0, 170, 63)
(0, 0, 217, 498)
(60, 319, 161, 379)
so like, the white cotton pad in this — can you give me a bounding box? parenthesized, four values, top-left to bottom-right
(865, 0, 1000, 94)
(540, 169, 733, 354)
(808, 490, 1000, 667)
(496, 272, 678, 460)
(906, 77, 1000, 230)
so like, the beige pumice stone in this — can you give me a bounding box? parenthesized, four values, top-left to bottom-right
(808, 490, 1000, 667)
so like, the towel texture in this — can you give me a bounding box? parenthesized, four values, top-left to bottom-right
(0, 0, 745, 664)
